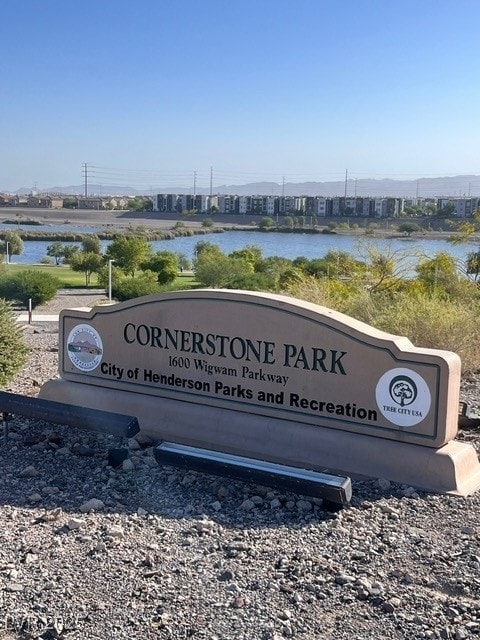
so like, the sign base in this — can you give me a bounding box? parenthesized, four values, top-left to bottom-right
(39, 379, 480, 496)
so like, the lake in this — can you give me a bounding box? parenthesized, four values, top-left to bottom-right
(4, 229, 479, 266)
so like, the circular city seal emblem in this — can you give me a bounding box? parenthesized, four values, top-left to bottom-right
(375, 367, 431, 427)
(67, 324, 103, 371)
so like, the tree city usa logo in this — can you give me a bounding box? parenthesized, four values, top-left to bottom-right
(389, 374, 417, 407)
(375, 367, 431, 427)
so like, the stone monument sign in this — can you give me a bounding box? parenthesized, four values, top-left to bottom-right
(39, 290, 480, 495)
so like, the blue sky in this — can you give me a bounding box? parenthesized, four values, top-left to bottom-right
(2, 0, 480, 192)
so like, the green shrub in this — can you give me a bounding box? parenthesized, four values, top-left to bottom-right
(286, 277, 480, 373)
(0, 299, 29, 386)
(0, 270, 61, 308)
(112, 277, 161, 302)
(373, 292, 480, 372)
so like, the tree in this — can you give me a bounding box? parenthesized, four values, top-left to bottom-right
(194, 240, 220, 258)
(415, 252, 460, 295)
(69, 252, 104, 286)
(128, 197, 153, 212)
(63, 244, 80, 262)
(105, 235, 152, 277)
(202, 218, 214, 228)
(194, 248, 251, 288)
(46, 241, 68, 265)
(81, 234, 102, 254)
(176, 253, 191, 272)
(398, 222, 420, 236)
(229, 245, 263, 270)
(258, 217, 276, 230)
(142, 251, 179, 285)
(1, 231, 24, 262)
(283, 216, 294, 229)
(0, 299, 29, 385)
(0, 270, 60, 308)
(437, 202, 456, 218)
(295, 215, 305, 228)
(62, 197, 78, 209)
(466, 250, 480, 281)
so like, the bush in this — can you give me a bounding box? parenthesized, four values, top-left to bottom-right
(374, 292, 480, 373)
(286, 277, 480, 373)
(112, 277, 161, 302)
(0, 270, 61, 308)
(0, 299, 29, 386)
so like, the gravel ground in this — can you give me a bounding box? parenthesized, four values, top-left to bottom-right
(1, 294, 480, 639)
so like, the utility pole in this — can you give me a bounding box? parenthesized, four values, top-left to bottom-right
(82, 163, 88, 197)
(209, 166, 213, 197)
(354, 178, 358, 197)
(344, 168, 348, 198)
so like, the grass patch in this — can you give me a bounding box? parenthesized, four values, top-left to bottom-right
(2, 264, 99, 288)
(2, 265, 200, 291)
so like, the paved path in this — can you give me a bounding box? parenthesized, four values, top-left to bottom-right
(16, 313, 59, 323)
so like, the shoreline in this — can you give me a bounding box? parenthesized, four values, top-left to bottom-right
(1, 207, 478, 244)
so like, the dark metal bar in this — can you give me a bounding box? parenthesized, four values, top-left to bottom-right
(458, 402, 480, 429)
(155, 441, 352, 506)
(0, 391, 139, 438)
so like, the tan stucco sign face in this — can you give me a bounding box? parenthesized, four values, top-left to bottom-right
(59, 290, 461, 448)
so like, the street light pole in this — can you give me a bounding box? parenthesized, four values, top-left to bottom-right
(108, 259, 115, 302)
(5, 242, 9, 264)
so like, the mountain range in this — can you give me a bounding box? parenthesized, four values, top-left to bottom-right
(9, 175, 480, 198)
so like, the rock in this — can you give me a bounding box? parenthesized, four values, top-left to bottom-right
(296, 499, 313, 512)
(137, 507, 148, 516)
(368, 581, 384, 596)
(19, 465, 39, 478)
(377, 478, 391, 490)
(67, 518, 86, 530)
(383, 597, 401, 613)
(72, 443, 95, 456)
(211, 501, 222, 511)
(55, 446, 70, 456)
(106, 526, 125, 538)
(218, 570, 234, 582)
(240, 499, 255, 511)
(461, 526, 475, 535)
(122, 459, 135, 472)
(335, 574, 356, 585)
(232, 595, 245, 608)
(80, 498, 105, 513)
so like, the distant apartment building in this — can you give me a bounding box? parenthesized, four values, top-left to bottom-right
(276, 196, 296, 215)
(0, 194, 18, 206)
(27, 195, 64, 208)
(437, 197, 480, 217)
(150, 193, 480, 219)
(77, 196, 103, 210)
